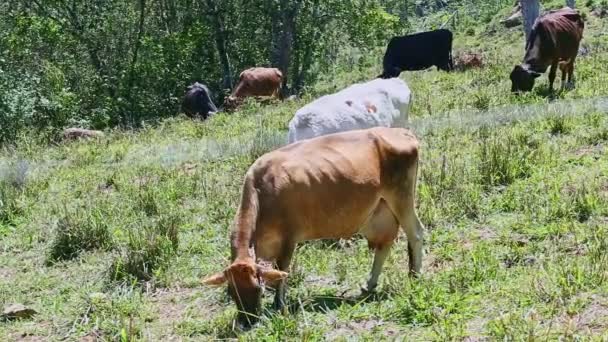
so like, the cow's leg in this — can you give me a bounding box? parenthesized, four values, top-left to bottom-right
(273, 241, 295, 312)
(361, 201, 399, 293)
(385, 178, 425, 276)
(405, 211, 425, 276)
(548, 61, 558, 93)
(560, 64, 568, 91)
(567, 62, 575, 90)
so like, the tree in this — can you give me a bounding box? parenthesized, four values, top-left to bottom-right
(270, 0, 303, 96)
(520, 0, 539, 41)
(204, 0, 233, 93)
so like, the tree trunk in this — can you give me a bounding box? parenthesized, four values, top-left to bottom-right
(205, 0, 232, 92)
(125, 0, 147, 113)
(520, 0, 540, 41)
(565, 0, 575, 8)
(293, 1, 321, 93)
(271, 0, 301, 97)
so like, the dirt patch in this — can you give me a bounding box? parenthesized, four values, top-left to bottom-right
(8, 335, 47, 342)
(325, 317, 401, 340)
(0, 267, 16, 280)
(150, 288, 201, 323)
(599, 182, 608, 197)
(304, 274, 339, 288)
(423, 251, 452, 274)
(555, 295, 608, 334)
(476, 226, 498, 241)
(133, 175, 159, 187)
(78, 329, 103, 342)
(147, 287, 223, 339)
(463, 316, 490, 341)
(178, 162, 198, 177)
(573, 144, 604, 158)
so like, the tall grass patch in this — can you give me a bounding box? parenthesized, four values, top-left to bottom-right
(47, 204, 114, 263)
(476, 126, 546, 188)
(110, 211, 181, 282)
(0, 160, 29, 226)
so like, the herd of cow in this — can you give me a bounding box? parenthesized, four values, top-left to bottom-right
(198, 7, 586, 327)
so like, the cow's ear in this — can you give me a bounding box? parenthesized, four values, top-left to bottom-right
(258, 267, 288, 282)
(202, 271, 227, 286)
(529, 71, 542, 78)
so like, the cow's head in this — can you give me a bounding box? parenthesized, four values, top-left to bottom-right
(203, 258, 288, 327)
(510, 65, 541, 93)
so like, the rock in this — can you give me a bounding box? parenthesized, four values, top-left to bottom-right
(2, 304, 37, 320)
(592, 8, 607, 18)
(501, 10, 523, 28)
(62, 128, 105, 141)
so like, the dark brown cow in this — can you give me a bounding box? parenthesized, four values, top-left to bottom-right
(224, 67, 283, 110)
(510, 7, 584, 93)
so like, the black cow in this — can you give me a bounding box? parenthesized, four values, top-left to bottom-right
(181, 82, 218, 119)
(379, 29, 454, 79)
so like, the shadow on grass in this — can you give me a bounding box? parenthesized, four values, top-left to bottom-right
(288, 290, 390, 314)
(533, 83, 573, 101)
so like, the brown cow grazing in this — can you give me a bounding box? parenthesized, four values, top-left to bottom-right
(202, 127, 425, 327)
(224, 67, 283, 110)
(510, 7, 584, 93)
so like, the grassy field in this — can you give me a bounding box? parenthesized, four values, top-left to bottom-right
(2, 3, 608, 341)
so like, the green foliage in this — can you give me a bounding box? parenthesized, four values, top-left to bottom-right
(0, 0, 405, 143)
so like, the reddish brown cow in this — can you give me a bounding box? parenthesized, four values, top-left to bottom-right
(224, 67, 283, 110)
(510, 7, 584, 93)
(203, 127, 424, 327)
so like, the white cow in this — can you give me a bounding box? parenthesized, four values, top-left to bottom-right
(287, 78, 411, 143)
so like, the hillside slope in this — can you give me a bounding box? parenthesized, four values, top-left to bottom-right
(1, 2, 608, 340)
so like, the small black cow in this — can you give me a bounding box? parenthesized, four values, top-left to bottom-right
(510, 8, 584, 93)
(181, 82, 218, 119)
(379, 29, 454, 79)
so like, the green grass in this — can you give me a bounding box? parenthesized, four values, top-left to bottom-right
(1, 4, 608, 341)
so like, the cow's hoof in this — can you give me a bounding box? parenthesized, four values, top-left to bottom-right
(565, 82, 575, 91)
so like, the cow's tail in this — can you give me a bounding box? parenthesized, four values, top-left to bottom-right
(230, 172, 260, 261)
(448, 50, 454, 71)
